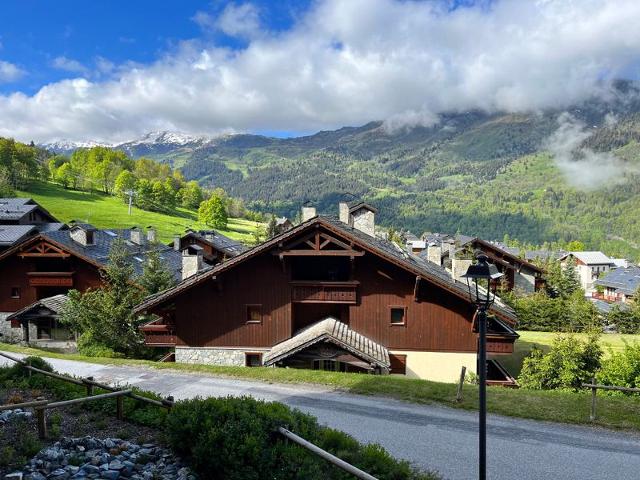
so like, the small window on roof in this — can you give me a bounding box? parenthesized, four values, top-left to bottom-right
(85, 230, 94, 245)
(104, 230, 117, 237)
(390, 306, 406, 326)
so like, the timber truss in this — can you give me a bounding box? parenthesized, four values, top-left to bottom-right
(17, 240, 70, 259)
(273, 229, 365, 257)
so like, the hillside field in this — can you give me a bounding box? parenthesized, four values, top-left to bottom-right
(17, 181, 259, 243)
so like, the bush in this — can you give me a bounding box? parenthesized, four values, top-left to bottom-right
(597, 342, 640, 391)
(77, 333, 124, 358)
(518, 333, 602, 390)
(166, 396, 436, 480)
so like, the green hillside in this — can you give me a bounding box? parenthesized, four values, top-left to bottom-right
(17, 181, 258, 243)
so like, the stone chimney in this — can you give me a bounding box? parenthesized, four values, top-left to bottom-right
(452, 257, 473, 283)
(70, 226, 95, 246)
(338, 202, 351, 224)
(351, 206, 375, 237)
(182, 250, 203, 280)
(204, 231, 215, 242)
(130, 227, 144, 246)
(173, 234, 181, 251)
(301, 205, 317, 222)
(427, 243, 442, 265)
(146, 227, 156, 243)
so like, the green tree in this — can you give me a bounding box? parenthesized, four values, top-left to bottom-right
(60, 239, 146, 357)
(566, 240, 586, 251)
(135, 178, 154, 210)
(178, 180, 204, 209)
(139, 249, 177, 295)
(114, 170, 137, 200)
(55, 162, 76, 189)
(198, 195, 228, 229)
(266, 214, 278, 238)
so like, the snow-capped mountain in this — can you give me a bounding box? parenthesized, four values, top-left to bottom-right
(42, 139, 112, 154)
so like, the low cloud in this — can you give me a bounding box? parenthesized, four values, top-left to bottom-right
(382, 109, 439, 134)
(51, 56, 88, 75)
(546, 112, 633, 189)
(2, 0, 640, 143)
(0, 60, 25, 83)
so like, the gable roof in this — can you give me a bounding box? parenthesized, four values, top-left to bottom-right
(180, 230, 246, 257)
(595, 265, 640, 295)
(134, 215, 517, 324)
(0, 198, 58, 223)
(0, 226, 184, 281)
(6, 294, 69, 321)
(561, 251, 615, 265)
(263, 317, 390, 369)
(0, 225, 37, 246)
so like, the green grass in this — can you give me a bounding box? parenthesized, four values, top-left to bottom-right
(500, 331, 640, 378)
(2, 342, 640, 431)
(17, 180, 259, 243)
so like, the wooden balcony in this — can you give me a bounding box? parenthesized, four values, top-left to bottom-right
(27, 271, 74, 287)
(592, 292, 620, 303)
(291, 281, 358, 304)
(140, 322, 177, 346)
(486, 338, 515, 354)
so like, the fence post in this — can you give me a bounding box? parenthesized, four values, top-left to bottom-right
(116, 395, 124, 421)
(84, 376, 94, 397)
(165, 396, 174, 413)
(36, 406, 47, 439)
(590, 376, 597, 422)
(456, 366, 467, 402)
(27, 358, 32, 378)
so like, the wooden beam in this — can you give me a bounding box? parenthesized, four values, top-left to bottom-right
(413, 276, 421, 302)
(274, 250, 365, 257)
(18, 253, 70, 258)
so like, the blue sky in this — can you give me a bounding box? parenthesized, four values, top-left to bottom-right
(0, 0, 637, 143)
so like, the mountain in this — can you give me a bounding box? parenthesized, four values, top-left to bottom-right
(40, 82, 640, 259)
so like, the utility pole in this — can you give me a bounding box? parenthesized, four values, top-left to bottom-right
(126, 190, 135, 215)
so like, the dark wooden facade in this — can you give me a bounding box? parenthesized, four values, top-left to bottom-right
(0, 238, 102, 313)
(138, 218, 518, 369)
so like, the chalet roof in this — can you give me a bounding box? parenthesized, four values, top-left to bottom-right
(0, 225, 37, 246)
(594, 266, 640, 295)
(561, 251, 615, 265)
(182, 230, 246, 257)
(6, 294, 69, 321)
(347, 200, 378, 214)
(275, 217, 291, 226)
(0, 198, 57, 223)
(263, 317, 390, 369)
(134, 215, 517, 324)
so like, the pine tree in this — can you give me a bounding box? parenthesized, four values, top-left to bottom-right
(266, 214, 278, 238)
(139, 249, 176, 294)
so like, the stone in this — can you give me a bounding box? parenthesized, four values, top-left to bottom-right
(101, 471, 120, 480)
(4, 472, 23, 480)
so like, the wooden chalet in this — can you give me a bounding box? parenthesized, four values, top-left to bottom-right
(0, 224, 194, 344)
(171, 229, 246, 266)
(135, 202, 519, 383)
(0, 198, 65, 252)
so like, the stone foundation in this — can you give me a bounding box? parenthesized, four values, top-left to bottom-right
(0, 312, 23, 343)
(175, 347, 268, 366)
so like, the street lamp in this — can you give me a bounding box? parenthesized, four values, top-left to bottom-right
(462, 252, 503, 480)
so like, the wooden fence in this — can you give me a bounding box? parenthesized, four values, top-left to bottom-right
(582, 377, 640, 421)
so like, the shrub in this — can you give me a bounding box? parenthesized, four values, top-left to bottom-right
(597, 342, 640, 391)
(518, 333, 602, 390)
(166, 396, 436, 480)
(77, 334, 124, 358)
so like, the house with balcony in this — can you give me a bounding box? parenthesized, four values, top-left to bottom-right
(0, 198, 65, 251)
(135, 201, 519, 384)
(593, 265, 640, 304)
(0, 224, 203, 344)
(560, 251, 616, 294)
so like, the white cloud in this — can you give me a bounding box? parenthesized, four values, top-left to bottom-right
(545, 112, 635, 188)
(51, 56, 88, 74)
(2, 0, 640, 143)
(0, 60, 25, 83)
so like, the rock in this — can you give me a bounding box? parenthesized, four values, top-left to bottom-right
(4, 472, 23, 480)
(108, 460, 123, 471)
(101, 471, 120, 480)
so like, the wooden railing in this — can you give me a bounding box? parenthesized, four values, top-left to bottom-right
(291, 281, 358, 304)
(27, 271, 74, 287)
(140, 320, 177, 346)
(583, 377, 640, 421)
(591, 292, 621, 302)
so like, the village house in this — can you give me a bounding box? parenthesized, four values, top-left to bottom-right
(593, 265, 640, 304)
(0, 198, 65, 251)
(421, 235, 545, 293)
(275, 217, 293, 234)
(135, 201, 519, 384)
(171, 229, 246, 267)
(0, 224, 203, 345)
(560, 251, 616, 294)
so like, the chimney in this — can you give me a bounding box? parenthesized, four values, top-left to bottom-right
(70, 226, 94, 246)
(427, 243, 442, 266)
(451, 257, 473, 283)
(204, 231, 215, 242)
(182, 249, 203, 280)
(130, 227, 144, 246)
(338, 202, 351, 224)
(173, 234, 181, 251)
(301, 205, 317, 222)
(146, 227, 156, 243)
(350, 206, 375, 237)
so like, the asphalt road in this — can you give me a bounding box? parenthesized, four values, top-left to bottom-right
(2, 352, 639, 480)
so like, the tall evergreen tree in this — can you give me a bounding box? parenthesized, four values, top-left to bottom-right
(139, 249, 177, 294)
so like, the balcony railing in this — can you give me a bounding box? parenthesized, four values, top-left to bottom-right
(291, 281, 358, 304)
(140, 321, 177, 346)
(592, 292, 621, 303)
(27, 271, 74, 287)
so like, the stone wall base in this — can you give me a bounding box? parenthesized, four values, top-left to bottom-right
(175, 347, 269, 367)
(0, 312, 23, 343)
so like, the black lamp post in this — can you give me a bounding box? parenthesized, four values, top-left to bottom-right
(462, 252, 503, 480)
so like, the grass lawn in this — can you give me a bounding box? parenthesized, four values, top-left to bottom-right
(500, 331, 640, 378)
(2, 342, 640, 432)
(17, 180, 259, 243)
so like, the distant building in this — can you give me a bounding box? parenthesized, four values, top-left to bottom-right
(275, 217, 293, 234)
(593, 265, 640, 304)
(171, 230, 246, 267)
(559, 251, 616, 294)
(0, 198, 64, 251)
(0, 224, 204, 344)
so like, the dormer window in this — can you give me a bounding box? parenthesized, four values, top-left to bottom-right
(86, 230, 94, 245)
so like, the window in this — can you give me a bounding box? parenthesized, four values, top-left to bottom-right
(85, 230, 94, 244)
(246, 304, 262, 324)
(390, 306, 406, 326)
(10, 287, 20, 299)
(245, 353, 262, 367)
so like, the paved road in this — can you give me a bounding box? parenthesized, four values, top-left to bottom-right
(2, 352, 640, 480)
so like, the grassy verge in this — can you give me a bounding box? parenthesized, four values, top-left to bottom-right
(2, 343, 640, 431)
(17, 180, 259, 243)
